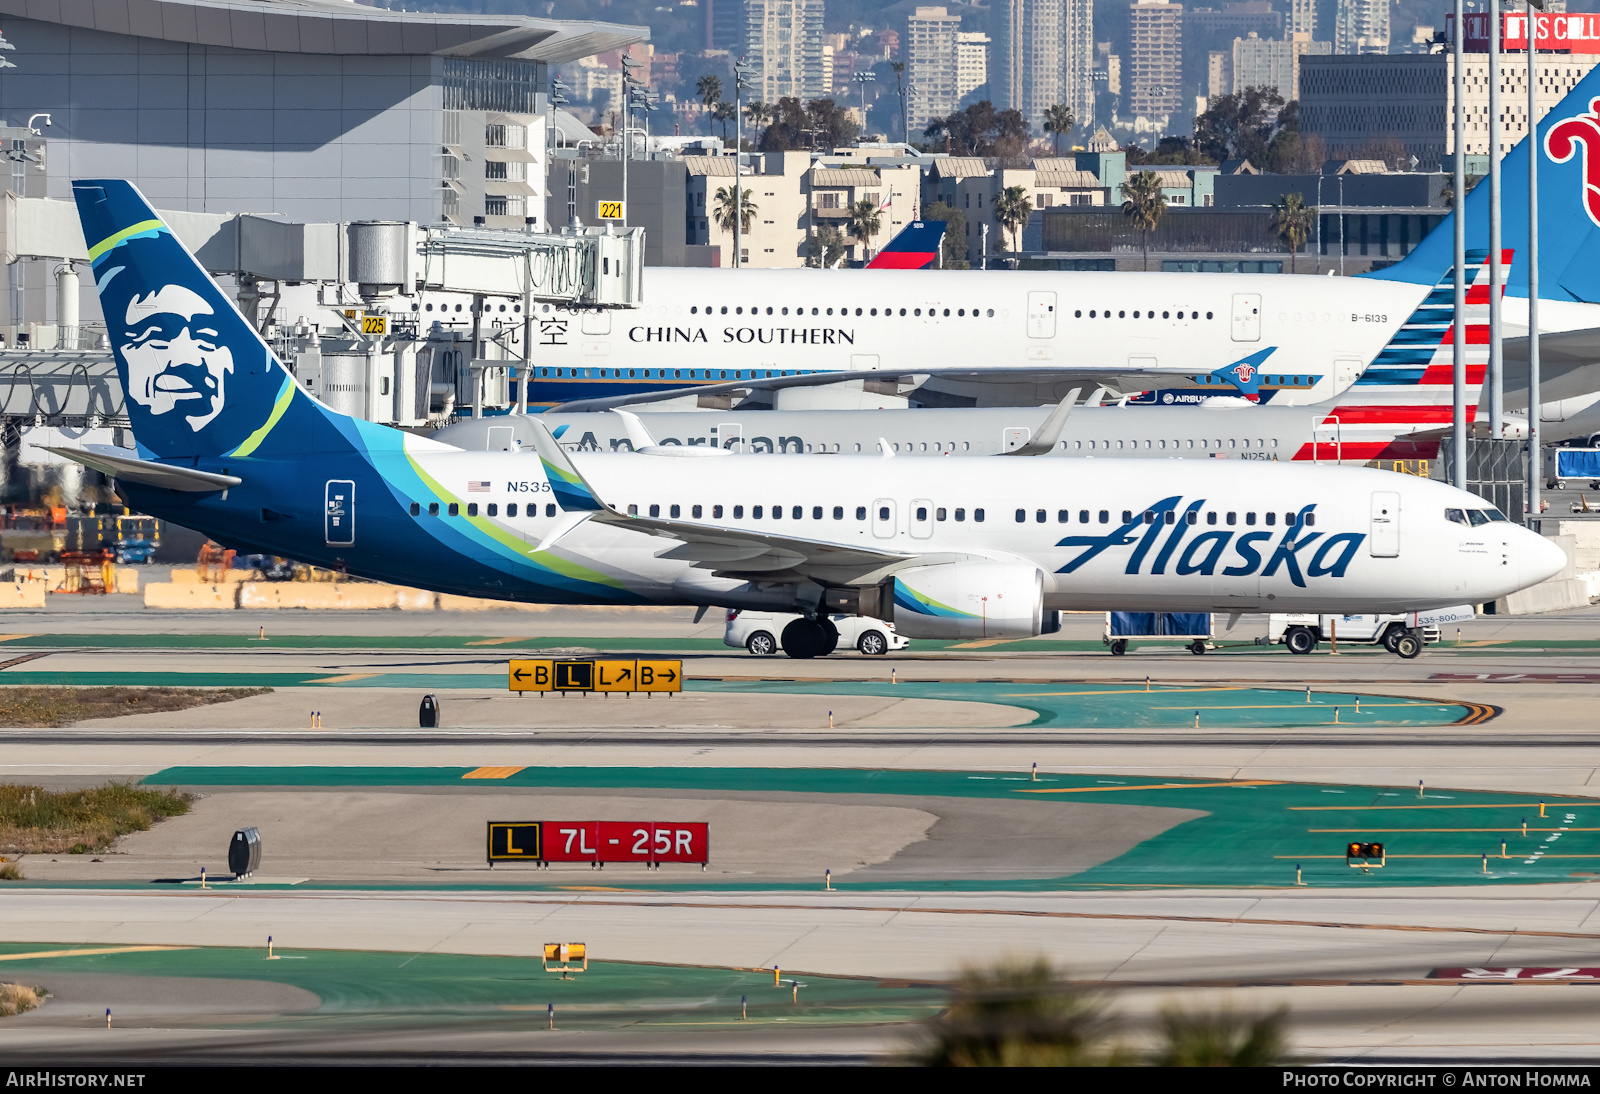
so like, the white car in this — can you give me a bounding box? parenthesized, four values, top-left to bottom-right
(724, 610, 910, 657)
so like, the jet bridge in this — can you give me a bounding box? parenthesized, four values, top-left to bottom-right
(2, 193, 646, 429)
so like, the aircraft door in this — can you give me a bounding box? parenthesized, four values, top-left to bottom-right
(718, 423, 743, 452)
(871, 498, 897, 539)
(1026, 291, 1057, 338)
(1002, 427, 1031, 452)
(851, 354, 881, 370)
(1370, 491, 1400, 557)
(325, 480, 355, 546)
(1231, 293, 1262, 342)
(910, 499, 934, 539)
(580, 310, 611, 336)
(486, 426, 515, 452)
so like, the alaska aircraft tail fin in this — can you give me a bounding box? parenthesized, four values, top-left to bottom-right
(1373, 63, 1600, 302)
(1295, 249, 1504, 461)
(73, 179, 322, 462)
(865, 220, 946, 269)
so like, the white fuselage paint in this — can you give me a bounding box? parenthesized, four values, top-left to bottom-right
(521, 269, 1434, 404)
(404, 447, 1564, 614)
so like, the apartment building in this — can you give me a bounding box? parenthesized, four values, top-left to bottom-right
(1334, 0, 1390, 55)
(957, 32, 991, 98)
(991, 0, 1094, 133)
(744, 0, 828, 102)
(907, 6, 963, 132)
(1127, 0, 1184, 121)
(1231, 32, 1330, 97)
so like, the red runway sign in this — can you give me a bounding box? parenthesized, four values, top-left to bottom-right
(490, 820, 709, 866)
(1432, 967, 1600, 979)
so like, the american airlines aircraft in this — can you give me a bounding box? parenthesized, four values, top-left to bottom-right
(443, 249, 1510, 464)
(54, 180, 1563, 660)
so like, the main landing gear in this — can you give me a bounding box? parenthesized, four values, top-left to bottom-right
(781, 616, 840, 659)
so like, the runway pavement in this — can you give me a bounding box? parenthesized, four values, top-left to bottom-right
(5, 604, 1600, 1061)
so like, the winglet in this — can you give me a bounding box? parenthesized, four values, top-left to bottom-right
(1210, 348, 1275, 403)
(1000, 389, 1081, 456)
(613, 410, 658, 452)
(526, 418, 607, 512)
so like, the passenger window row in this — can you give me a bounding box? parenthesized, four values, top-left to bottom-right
(689, 305, 997, 318)
(1075, 309, 1214, 320)
(408, 501, 559, 519)
(1068, 438, 1279, 451)
(1018, 508, 1318, 527)
(625, 504, 990, 523)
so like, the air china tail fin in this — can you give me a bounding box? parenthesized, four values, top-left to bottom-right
(865, 220, 946, 269)
(1296, 249, 1504, 461)
(1373, 60, 1600, 302)
(72, 179, 330, 462)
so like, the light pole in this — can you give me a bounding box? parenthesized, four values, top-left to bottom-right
(1526, 0, 1543, 524)
(1452, 0, 1468, 489)
(619, 51, 643, 227)
(732, 58, 754, 268)
(1489, 0, 1505, 439)
(854, 71, 875, 126)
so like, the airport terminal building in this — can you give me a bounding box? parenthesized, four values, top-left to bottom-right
(0, 0, 646, 225)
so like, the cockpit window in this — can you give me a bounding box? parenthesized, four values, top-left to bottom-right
(1484, 508, 1508, 522)
(1467, 510, 1490, 526)
(1445, 508, 1468, 524)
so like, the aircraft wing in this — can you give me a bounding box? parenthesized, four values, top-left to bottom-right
(547, 357, 1294, 414)
(43, 444, 242, 493)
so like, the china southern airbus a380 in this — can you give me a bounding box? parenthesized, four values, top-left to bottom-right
(444, 249, 1506, 465)
(56, 180, 1564, 658)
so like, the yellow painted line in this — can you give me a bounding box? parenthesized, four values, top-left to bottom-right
(1280, 850, 1600, 857)
(307, 673, 378, 684)
(948, 639, 1025, 649)
(1291, 802, 1594, 811)
(1001, 686, 1243, 698)
(1151, 703, 1448, 711)
(0, 635, 36, 643)
(463, 766, 525, 779)
(555, 886, 645, 892)
(1309, 828, 1600, 834)
(466, 637, 534, 646)
(0, 945, 192, 962)
(1020, 780, 1281, 795)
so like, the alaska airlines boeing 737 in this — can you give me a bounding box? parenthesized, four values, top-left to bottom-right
(58, 180, 1564, 656)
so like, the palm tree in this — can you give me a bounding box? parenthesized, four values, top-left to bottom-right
(744, 100, 773, 128)
(1270, 192, 1314, 274)
(1154, 1006, 1289, 1067)
(711, 101, 737, 144)
(994, 184, 1033, 265)
(1043, 104, 1075, 156)
(890, 61, 907, 140)
(847, 197, 884, 262)
(1121, 170, 1167, 271)
(912, 959, 1122, 1067)
(713, 185, 757, 236)
(695, 75, 722, 136)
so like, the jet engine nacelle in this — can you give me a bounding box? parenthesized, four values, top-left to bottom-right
(885, 561, 1044, 639)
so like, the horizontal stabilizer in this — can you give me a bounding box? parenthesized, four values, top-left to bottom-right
(43, 444, 242, 492)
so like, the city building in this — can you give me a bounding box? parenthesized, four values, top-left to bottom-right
(1208, 50, 1231, 101)
(1290, 0, 1318, 36)
(956, 32, 990, 99)
(906, 6, 962, 132)
(1231, 31, 1329, 98)
(1300, 53, 1600, 170)
(0, 0, 644, 227)
(1184, 3, 1281, 102)
(683, 149, 924, 267)
(990, 0, 1094, 134)
(1126, 0, 1184, 122)
(924, 150, 1120, 264)
(1334, 0, 1390, 55)
(744, 0, 827, 102)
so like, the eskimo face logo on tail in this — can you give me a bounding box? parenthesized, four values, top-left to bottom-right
(120, 285, 233, 432)
(1545, 97, 1600, 229)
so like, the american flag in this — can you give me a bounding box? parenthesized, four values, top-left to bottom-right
(467, 481, 490, 493)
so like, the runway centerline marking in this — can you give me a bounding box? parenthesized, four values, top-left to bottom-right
(1291, 802, 1597, 811)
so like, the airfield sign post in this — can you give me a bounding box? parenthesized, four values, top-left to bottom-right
(508, 658, 681, 696)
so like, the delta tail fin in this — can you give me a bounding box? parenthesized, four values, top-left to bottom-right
(865, 220, 946, 270)
(73, 179, 325, 462)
